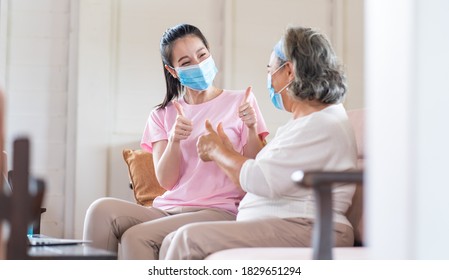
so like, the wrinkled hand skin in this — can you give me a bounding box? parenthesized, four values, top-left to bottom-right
(197, 121, 230, 162)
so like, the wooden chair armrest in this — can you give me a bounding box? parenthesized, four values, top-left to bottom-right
(7, 170, 47, 234)
(30, 178, 46, 235)
(292, 170, 364, 260)
(3, 138, 46, 259)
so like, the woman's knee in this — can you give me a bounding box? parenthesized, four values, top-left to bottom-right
(170, 223, 208, 249)
(159, 231, 177, 259)
(165, 223, 211, 260)
(84, 198, 116, 228)
(121, 224, 161, 260)
(86, 197, 118, 218)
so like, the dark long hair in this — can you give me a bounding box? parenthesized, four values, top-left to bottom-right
(157, 24, 210, 109)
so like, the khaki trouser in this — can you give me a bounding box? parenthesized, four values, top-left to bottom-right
(82, 197, 236, 259)
(160, 217, 354, 260)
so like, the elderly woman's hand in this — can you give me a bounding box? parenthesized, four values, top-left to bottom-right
(238, 87, 257, 129)
(197, 120, 233, 161)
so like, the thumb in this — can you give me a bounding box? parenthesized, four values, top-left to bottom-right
(241, 86, 252, 104)
(173, 100, 185, 116)
(205, 119, 215, 133)
(217, 123, 228, 140)
(217, 123, 233, 150)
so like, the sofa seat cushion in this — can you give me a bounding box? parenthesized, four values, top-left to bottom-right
(205, 247, 369, 260)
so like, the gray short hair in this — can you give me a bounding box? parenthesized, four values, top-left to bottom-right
(283, 26, 347, 104)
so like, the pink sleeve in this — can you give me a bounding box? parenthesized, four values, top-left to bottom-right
(140, 108, 169, 153)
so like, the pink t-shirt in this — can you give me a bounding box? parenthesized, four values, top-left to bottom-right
(141, 89, 269, 214)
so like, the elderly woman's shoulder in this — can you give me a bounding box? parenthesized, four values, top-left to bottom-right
(306, 104, 350, 129)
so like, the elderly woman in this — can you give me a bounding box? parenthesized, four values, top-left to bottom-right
(160, 26, 357, 260)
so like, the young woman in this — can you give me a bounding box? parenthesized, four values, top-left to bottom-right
(83, 23, 268, 259)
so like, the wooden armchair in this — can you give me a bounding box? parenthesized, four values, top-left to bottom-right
(0, 138, 45, 259)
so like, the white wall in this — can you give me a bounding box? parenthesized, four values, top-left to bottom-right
(74, 0, 115, 238)
(0, 0, 7, 87)
(365, 0, 414, 259)
(228, 0, 334, 136)
(365, 0, 449, 259)
(342, 0, 364, 110)
(414, 0, 449, 259)
(1, 0, 71, 237)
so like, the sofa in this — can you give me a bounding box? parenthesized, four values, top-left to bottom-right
(122, 108, 366, 260)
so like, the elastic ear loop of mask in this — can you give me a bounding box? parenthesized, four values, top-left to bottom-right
(271, 63, 293, 94)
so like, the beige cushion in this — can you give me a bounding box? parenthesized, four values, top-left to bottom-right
(205, 247, 369, 260)
(122, 149, 165, 206)
(347, 109, 365, 168)
(346, 109, 365, 245)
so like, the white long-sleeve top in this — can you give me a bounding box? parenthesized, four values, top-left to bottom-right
(237, 104, 357, 227)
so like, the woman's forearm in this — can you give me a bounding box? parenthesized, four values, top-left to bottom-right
(153, 140, 182, 190)
(210, 145, 248, 190)
(243, 127, 264, 159)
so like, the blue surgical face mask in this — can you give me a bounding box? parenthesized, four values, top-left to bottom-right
(175, 55, 218, 91)
(267, 63, 290, 111)
(267, 74, 285, 110)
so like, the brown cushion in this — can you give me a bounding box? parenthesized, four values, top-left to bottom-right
(347, 109, 365, 168)
(122, 149, 165, 206)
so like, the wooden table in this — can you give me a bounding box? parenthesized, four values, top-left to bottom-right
(28, 244, 117, 260)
